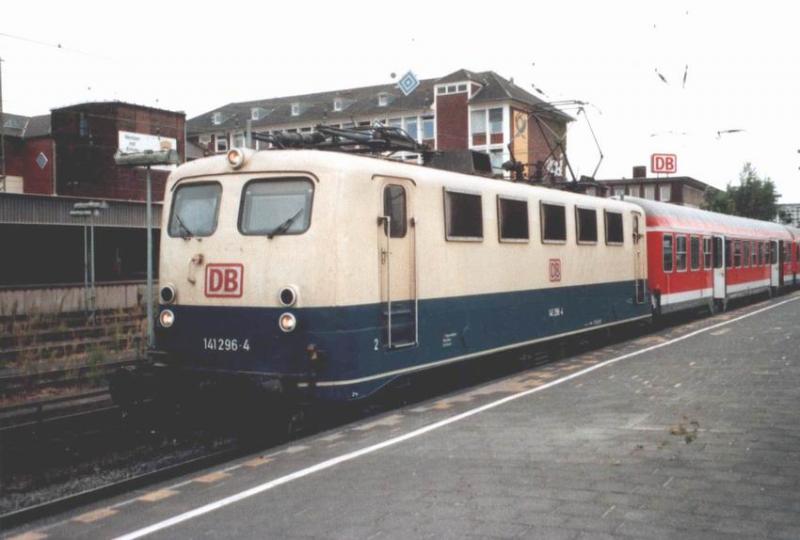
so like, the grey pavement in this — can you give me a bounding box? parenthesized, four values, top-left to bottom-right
(8, 293, 800, 539)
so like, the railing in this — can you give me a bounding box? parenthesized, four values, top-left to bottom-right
(0, 280, 147, 316)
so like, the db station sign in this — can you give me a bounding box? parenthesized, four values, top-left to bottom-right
(651, 153, 677, 174)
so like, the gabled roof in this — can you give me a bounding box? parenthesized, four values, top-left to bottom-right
(187, 68, 573, 134)
(1, 113, 52, 138)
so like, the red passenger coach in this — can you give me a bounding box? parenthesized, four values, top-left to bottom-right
(628, 198, 795, 314)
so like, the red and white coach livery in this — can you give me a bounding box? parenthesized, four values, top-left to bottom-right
(628, 198, 795, 314)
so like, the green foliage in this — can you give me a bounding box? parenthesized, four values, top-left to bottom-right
(703, 163, 781, 221)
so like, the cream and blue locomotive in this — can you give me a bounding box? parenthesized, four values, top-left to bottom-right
(142, 132, 651, 405)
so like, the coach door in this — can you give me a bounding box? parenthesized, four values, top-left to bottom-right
(632, 212, 646, 303)
(713, 236, 726, 301)
(770, 240, 781, 289)
(378, 177, 417, 349)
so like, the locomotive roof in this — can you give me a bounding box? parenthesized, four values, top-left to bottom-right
(626, 196, 793, 240)
(171, 149, 642, 213)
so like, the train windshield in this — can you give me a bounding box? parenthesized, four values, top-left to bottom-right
(168, 182, 222, 238)
(239, 178, 314, 236)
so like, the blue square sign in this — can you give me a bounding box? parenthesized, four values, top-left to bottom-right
(398, 71, 419, 96)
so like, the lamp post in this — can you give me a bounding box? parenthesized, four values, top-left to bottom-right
(114, 149, 180, 349)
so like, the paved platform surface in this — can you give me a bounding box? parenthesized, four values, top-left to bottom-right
(7, 292, 800, 539)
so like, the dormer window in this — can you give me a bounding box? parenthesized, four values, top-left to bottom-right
(378, 93, 389, 107)
(212, 112, 222, 125)
(251, 108, 261, 121)
(291, 103, 301, 116)
(333, 98, 343, 112)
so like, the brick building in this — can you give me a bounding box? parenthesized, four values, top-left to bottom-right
(592, 168, 720, 208)
(186, 69, 572, 179)
(0, 103, 185, 289)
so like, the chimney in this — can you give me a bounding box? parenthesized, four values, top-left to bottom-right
(632, 165, 647, 178)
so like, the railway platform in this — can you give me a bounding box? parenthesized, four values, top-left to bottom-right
(6, 292, 800, 540)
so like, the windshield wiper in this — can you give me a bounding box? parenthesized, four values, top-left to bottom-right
(173, 211, 195, 239)
(268, 208, 304, 239)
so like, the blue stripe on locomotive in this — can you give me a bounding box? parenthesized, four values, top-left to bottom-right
(156, 280, 650, 401)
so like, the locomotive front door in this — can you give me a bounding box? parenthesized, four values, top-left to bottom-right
(377, 177, 417, 348)
(712, 235, 726, 303)
(632, 212, 646, 304)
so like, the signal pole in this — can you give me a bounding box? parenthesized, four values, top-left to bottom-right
(1, 56, 6, 192)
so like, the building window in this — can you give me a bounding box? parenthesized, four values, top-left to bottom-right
(690, 236, 700, 270)
(215, 134, 228, 153)
(212, 112, 222, 125)
(644, 185, 655, 200)
(333, 98, 343, 112)
(676, 235, 687, 271)
(704, 237, 712, 269)
(422, 116, 434, 141)
(489, 149, 504, 173)
(541, 202, 567, 243)
(457, 83, 467, 92)
(378, 94, 389, 107)
(404, 116, 418, 140)
(79, 113, 89, 137)
(251, 108, 260, 121)
(663, 234, 674, 272)
(605, 211, 624, 245)
(291, 103, 301, 116)
(383, 185, 407, 238)
(497, 197, 529, 241)
(388, 118, 402, 129)
(232, 132, 245, 148)
(471, 109, 486, 145)
(659, 184, 672, 202)
(576, 207, 598, 244)
(613, 186, 625, 197)
(489, 108, 503, 134)
(444, 190, 483, 241)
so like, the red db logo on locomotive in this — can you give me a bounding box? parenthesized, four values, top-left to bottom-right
(205, 264, 244, 298)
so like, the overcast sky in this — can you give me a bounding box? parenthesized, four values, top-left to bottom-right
(3, 1, 799, 201)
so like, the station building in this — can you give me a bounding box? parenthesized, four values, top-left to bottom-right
(186, 69, 573, 180)
(0, 103, 184, 313)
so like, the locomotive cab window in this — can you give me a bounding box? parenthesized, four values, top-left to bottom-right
(168, 182, 222, 238)
(444, 189, 483, 241)
(383, 185, 407, 238)
(604, 211, 624, 245)
(497, 196, 529, 242)
(663, 234, 674, 272)
(239, 178, 314, 236)
(575, 207, 598, 244)
(541, 202, 567, 243)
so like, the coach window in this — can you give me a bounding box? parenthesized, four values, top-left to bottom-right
(743, 241, 750, 268)
(751, 241, 758, 266)
(769, 241, 777, 264)
(168, 182, 222, 238)
(575, 207, 598, 244)
(690, 236, 700, 270)
(758, 242, 765, 265)
(497, 196, 529, 242)
(703, 237, 712, 269)
(663, 234, 674, 272)
(605, 211, 624, 245)
(239, 178, 314, 236)
(676, 235, 687, 271)
(383, 185, 407, 238)
(540, 202, 567, 243)
(733, 240, 742, 267)
(725, 240, 733, 268)
(444, 190, 483, 241)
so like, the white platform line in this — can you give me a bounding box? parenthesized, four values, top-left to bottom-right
(114, 294, 799, 540)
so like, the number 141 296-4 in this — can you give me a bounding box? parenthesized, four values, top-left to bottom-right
(202, 337, 250, 352)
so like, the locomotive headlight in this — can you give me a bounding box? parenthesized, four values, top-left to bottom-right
(278, 312, 297, 333)
(226, 148, 245, 169)
(159, 309, 175, 328)
(159, 283, 176, 304)
(278, 286, 298, 307)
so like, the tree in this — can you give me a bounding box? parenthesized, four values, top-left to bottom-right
(702, 163, 781, 221)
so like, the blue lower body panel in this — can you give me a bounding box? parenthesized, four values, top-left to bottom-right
(156, 281, 650, 401)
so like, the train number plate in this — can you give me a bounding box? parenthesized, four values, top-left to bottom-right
(202, 337, 250, 352)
